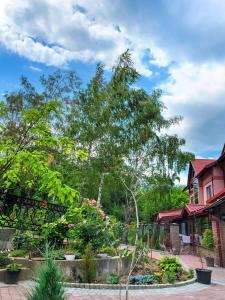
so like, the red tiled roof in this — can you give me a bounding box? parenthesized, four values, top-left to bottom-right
(157, 208, 183, 222)
(206, 187, 225, 205)
(184, 204, 207, 215)
(191, 159, 216, 175)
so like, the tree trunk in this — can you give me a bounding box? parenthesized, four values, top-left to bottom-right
(97, 173, 105, 208)
(125, 190, 139, 300)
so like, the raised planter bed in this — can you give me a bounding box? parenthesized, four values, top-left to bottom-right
(63, 277, 196, 289)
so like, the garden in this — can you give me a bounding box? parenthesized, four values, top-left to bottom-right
(0, 51, 195, 299)
(0, 196, 194, 288)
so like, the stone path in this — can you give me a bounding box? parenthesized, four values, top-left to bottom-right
(1, 251, 225, 299)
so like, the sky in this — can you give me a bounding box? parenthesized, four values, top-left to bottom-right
(0, 0, 225, 177)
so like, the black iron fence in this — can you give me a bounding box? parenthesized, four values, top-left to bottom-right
(0, 192, 67, 231)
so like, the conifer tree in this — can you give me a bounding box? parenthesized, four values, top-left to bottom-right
(28, 244, 65, 300)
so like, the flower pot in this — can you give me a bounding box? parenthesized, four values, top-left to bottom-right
(196, 268, 212, 284)
(64, 254, 75, 261)
(205, 256, 214, 267)
(5, 270, 21, 284)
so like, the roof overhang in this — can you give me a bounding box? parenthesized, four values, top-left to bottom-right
(205, 196, 225, 212)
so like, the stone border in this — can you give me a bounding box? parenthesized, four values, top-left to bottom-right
(63, 277, 196, 290)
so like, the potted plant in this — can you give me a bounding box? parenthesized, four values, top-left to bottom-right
(195, 241, 212, 284)
(201, 229, 215, 267)
(5, 263, 22, 284)
(64, 249, 75, 261)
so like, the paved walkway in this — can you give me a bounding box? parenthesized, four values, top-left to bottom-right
(1, 251, 225, 299)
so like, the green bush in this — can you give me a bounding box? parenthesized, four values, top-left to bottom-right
(98, 247, 117, 256)
(187, 269, 194, 279)
(42, 217, 68, 246)
(81, 243, 96, 283)
(166, 271, 176, 284)
(0, 252, 11, 268)
(51, 249, 65, 260)
(28, 244, 65, 300)
(106, 274, 120, 284)
(201, 229, 214, 250)
(69, 221, 106, 251)
(13, 230, 44, 251)
(159, 257, 182, 273)
(153, 271, 163, 283)
(10, 249, 28, 257)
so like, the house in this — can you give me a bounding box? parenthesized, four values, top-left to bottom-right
(157, 144, 225, 266)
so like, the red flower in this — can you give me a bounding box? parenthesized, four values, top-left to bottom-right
(40, 201, 48, 208)
(68, 223, 75, 228)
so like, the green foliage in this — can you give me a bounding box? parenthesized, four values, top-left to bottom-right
(153, 272, 163, 283)
(0, 51, 194, 231)
(42, 216, 68, 246)
(106, 274, 120, 284)
(165, 271, 176, 284)
(10, 249, 28, 257)
(12, 231, 43, 251)
(139, 181, 189, 223)
(51, 249, 65, 260)
(201, 229, 214, 250)
(28, 244, 65, 300)
(129, 274, 154, 285)
(151, 226, 160, 250)
(187, 269, 194, 279)
(68, 221, 106, 251)
(7, 263, 22, 272)
(81, 243, 96, 283)
(0, 252, 11, 268)
(98, 247, 117, 257)
(159, 257, 183, 273)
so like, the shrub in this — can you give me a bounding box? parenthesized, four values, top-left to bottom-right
(75, 252, 82, 259)
(81, 243, 96, 283)
(153, 271, 163, 283)
(187, 269, 194, 279)
(106, 274, 120, 284)
(0, 252, 11, 268)
(42, 217, 68, 246)
(201, 229, 214, 250)
(129, 274, 154, 285)
(10, 249, 28, 257)
(28, 244, 65, 300)
(69, 221, 106, 251)
(51, 249, 65, 260)
(159, 257, 182, 273)
(98, 247, 117, 257)
(166, 271, 176, 284)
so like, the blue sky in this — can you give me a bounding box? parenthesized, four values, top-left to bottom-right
(0, 0, 225, 171)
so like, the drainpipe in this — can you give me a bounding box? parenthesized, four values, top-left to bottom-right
(209, 213, 223, 267)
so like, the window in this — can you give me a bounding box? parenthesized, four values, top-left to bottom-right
(206, 185, 212, 200)
(193, 177, 198, 204)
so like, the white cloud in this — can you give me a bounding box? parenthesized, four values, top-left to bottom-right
(160, 62, 225, 153)
(29, 65, 42, 72)
(0, 0, 155, 76)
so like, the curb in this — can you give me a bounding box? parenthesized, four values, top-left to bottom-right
(64, 277, 196, 290)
